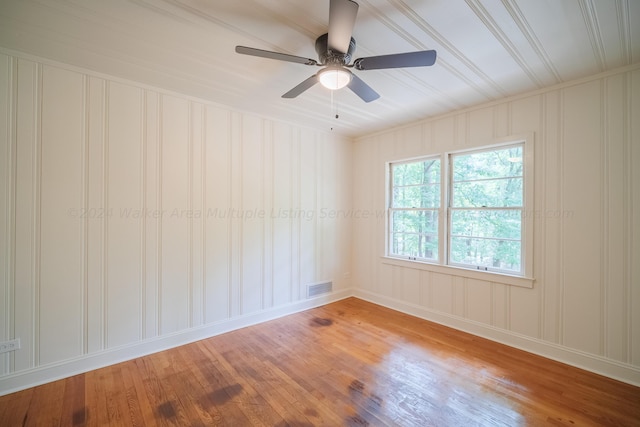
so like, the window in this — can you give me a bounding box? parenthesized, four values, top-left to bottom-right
(449, 144, 523, 273)
(388, 157, 440, 261)
(387, 136, 533, 283)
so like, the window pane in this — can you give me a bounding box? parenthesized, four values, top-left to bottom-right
(392, 184, 440, 208)
(391, 209, 438, 260)
(392, 210, 439, 234)
(391, 232, 438, 260)
(452, 146, 522, 182)
(393, 159, 440, 186)
(450, 209, 521, 240)
(452, 177, 522, 208)
(449, 237, 521, 272)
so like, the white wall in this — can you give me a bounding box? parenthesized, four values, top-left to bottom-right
(352, 65, 640, 385)
(0, 53, 353, 393)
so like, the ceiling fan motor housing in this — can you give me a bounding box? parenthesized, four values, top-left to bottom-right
(315, 33, 356, 65)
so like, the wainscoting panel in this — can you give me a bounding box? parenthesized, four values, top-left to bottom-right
(240, 114, 265, 316)
(106, 81, 143, 348)
(39, 65, 85, 366)
(352, 64, 640, 385)
(13, 58, 38, 374)
(0, 52, 353, 394)
(203, 105, 232, 323)
(159, 94, 191, 335)
(560, 81, 603, 355)
(0, 54, 10, 376)
(631, 69, 640, 368)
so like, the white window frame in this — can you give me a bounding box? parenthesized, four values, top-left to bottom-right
(384, 134, 535, 288)
(387, 155, 441, 262)
(447, 142, 525, 274)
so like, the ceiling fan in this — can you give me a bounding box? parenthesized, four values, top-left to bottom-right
(235, 0, 437, 103)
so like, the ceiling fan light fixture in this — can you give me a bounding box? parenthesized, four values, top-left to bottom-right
(318, 67, 352, 90)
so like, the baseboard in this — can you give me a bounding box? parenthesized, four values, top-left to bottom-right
(3, 286, 638, 396)
(353, 289, 640, 387)
(0, 289, 353, 396)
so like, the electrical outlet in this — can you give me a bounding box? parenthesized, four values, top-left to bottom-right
(0, 339, 20, 354)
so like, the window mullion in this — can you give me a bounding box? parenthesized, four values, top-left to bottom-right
(445, 152, 453, 267)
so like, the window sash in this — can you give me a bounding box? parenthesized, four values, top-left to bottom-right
(388, 207, 439, 261)
(388, 157, 441, 262)
(448, 207, 523, 273)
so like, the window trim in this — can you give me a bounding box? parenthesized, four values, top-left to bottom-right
(385, 133, 535, 288)
(380, 255, 535, 288)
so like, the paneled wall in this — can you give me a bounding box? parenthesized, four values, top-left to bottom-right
(0, 53, 352, 386)
(352, 66, 640, 382)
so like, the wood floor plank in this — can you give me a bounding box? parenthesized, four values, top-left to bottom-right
(201, 341, 284, 426)
(0, 386, 32, 425)
(84, 367, 109, 426)
(213, 340, 322, 426)
(246, 321, 381, 424)
(120, 360, 150, 426)
(1, 297, 639, 426)
(23, 377, 66, 426)
(58, 374, 85, 426)
(146, 350, 198, 426)
(237, 339, 350, 426)
(191, 340, 259, 426)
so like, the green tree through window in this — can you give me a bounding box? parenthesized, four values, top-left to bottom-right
(389, 157, 440, 261)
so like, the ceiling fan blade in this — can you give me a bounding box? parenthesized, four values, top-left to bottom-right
(282, 75, 319, 98)
(328, 0, 359, 53)
(347, 74, 380, 102)
(236, 46, 318, 66)
(353, 50, 437, 70)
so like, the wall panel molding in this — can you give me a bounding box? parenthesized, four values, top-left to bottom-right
(624, 70, 635, 365)
(600, 78, 608, 357)
(32, 61, 42, 370)
(352, 64, 640, 386)
(102, 79, 110, 350)
(0, 52, 353, 394)
(140, 88, 148, 340)
(557, 88, 565, 346)
(81, 74, 89, 356)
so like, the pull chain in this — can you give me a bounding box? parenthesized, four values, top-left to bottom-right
(330, 90, 339, 130)
(331, 90, 339, 119)
(330, 89, 334, 116)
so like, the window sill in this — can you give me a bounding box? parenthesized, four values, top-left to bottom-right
(381, 256, 535, 288)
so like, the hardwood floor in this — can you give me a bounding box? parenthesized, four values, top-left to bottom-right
(1, 297, 638, 426)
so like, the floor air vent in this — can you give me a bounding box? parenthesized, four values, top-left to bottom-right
(307, 281, 332, 298)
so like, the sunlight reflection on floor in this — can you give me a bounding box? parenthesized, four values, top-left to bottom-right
(370, 343, 527, 426)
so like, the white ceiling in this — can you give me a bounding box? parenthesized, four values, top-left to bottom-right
(1, 0, 638, 137)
